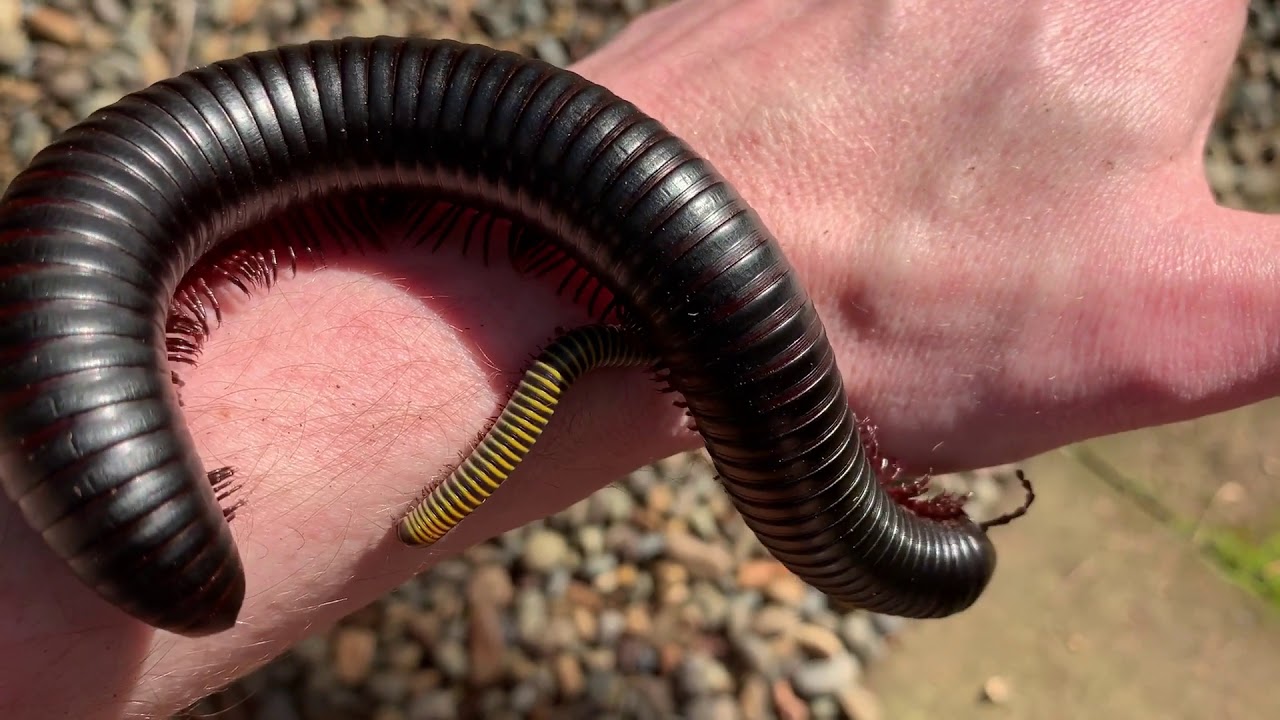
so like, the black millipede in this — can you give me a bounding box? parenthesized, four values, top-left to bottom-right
(0, 37, 1032, 637)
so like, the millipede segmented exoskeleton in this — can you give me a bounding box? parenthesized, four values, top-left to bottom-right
(0, 37, 1031, 636)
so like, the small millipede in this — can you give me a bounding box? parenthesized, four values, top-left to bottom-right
(0, 37, 1032, 637)
(397, 323, 654, 547)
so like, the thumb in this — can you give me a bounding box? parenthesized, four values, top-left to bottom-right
(1137, 198, 1280, 427)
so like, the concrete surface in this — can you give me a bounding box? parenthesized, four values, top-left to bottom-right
(868, 403, 1280, 720)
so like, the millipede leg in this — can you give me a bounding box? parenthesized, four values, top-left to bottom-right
(207, 466, 246, 521)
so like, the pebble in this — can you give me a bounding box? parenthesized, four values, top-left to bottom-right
(870, 613, 908, 637)
(514, 588, 547, 645)
(473, 4, 519, 39)
(509, 681, 539, 713)
(10, 112, 51, 167)
(792, 655, 861, 698)
(406, 690, 457, 720)
(0, 1, 29, 68)
(572, 604, 598, 640)
(837, 685, 884, 720)
(597, 608, 626, 643)
(687, 695, 739, 720)
(553, 653, 585, 698)
(88, 48, 141, 88)
(534, 36, 568, 67)
(522, 528, 569, 572)
(737, 559, 789, 589)
(679, 652, 735, 696)
(646, 483, 673, 514)
(466, 563, 514, 606)
(44, 62, 92, 101)
(689, 580, 730, 627)
(589, 486, 634, 523)
(732, 632, 785, 679)
(629, 530, 667, 562)
(810, 697, 842, 719)
(624, 602, 652, 635)
(26, 6, 84, 47)
(591, 566, 620, 593)
(519, 0, 550, 26)
(772, 679, 810, 720)
(580, 552, 617, 580)
(764, 573, 810, 606)
(739, 674, 772, 720)
(251, 689, 300, 720)
(332, 627, 378, 686)
(292, 634, 328, 666)
(542, 615, 579, 652)
(839, 613, 886, 663)
(752, 604, 801, 636)
(382, 601, 414, 639)
(544, 566, 572, 598)
(91, 0, 129, 28)
(663, 529, 735, 579)
(686, 505, 719, 540)
(348, 0, 391, 37)
(793, 623, 844, 659)
(467, 603, 507, 686)
(431, 640, 468, 682)
(575, 524, 605, 556)
(616, 636, 660, 673)
(621, 0, 650, 17)
(982, 675, 1013, 704)
(369, 673, 410, 705)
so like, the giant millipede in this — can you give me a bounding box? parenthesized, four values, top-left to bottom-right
(0, 37, 1031, 637)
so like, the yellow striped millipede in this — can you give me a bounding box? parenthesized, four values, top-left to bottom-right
(397, 324, 654, 546)
(0, 37, 1032, 637)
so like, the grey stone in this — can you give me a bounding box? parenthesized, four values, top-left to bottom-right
(792, 655, 861, 697)
(522, 529, 569, 572)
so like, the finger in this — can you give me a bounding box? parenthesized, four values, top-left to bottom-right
(1083, 193, 1280, 443)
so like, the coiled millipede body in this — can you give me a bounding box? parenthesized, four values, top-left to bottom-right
(0, 37, 1030, 637)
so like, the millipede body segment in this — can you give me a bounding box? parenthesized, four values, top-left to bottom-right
(0, 37, 1009, 637)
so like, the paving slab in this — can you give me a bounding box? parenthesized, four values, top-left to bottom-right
(867, 411, 1280, 720)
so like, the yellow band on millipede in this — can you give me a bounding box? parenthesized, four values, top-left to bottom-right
(396, 324, 654, 547)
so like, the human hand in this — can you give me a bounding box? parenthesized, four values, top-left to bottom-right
(577, 0, 1275, 473)
(1, 1, 1270, 718)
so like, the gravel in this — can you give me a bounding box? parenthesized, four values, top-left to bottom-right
(1, 1, 1274, 719)
(1206, 0, 1280, 212)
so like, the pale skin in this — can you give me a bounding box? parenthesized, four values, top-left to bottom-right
(0, 0, 1274, 717)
